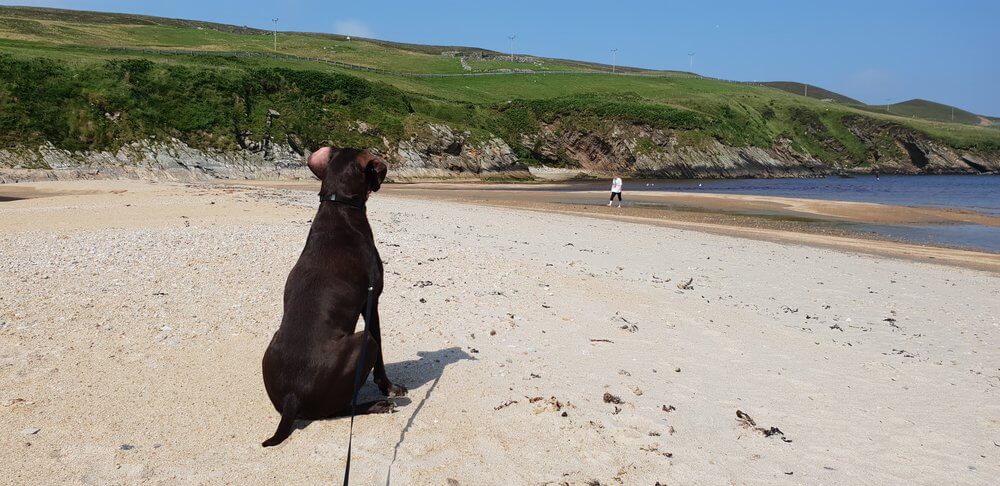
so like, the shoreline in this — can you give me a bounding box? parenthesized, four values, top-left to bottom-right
(379, 183, 1000, 272)
(5, 179, 998, 272)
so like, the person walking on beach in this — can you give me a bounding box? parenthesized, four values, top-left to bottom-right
(608, 175, 623, 207)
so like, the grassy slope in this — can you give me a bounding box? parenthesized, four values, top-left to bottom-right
(855, 99, 986, 125)
(1, 6, 998, 170)
(761, 82, 863, 105)
(759, 86, 992, 128)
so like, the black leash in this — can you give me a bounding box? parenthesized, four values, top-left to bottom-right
(343, 263, 376, 486)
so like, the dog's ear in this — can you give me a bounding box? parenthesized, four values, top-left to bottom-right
(306, 147, 335, 180)
(363, 154, 388, 192)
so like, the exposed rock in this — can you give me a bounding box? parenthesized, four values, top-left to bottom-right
(387, 124, 529, 181)
(2, 119, 996, 183)
(0, 139, 312, 183)
(522, 119, 999, 177)
(841, 115, 1000, 174)
(523, 122, 829, 178)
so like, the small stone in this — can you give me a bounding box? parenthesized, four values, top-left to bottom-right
(120, 444, 135, 451)
(21, 428, 40, 436)
(674, 367, 681, 373)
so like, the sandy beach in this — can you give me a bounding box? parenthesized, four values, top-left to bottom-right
(2, 180, 999, 484)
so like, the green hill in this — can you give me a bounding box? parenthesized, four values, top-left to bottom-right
(760, 85, 994, 127)
(0, 5, 683, 75)
(760, 82, 863, 105)
(854, 99, 989, 126)
(1, 6, 998, 177)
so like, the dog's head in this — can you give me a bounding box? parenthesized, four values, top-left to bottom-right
(307, 147, 388, 201)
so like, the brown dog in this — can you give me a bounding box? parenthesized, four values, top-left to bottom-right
(261, 147, 406, 447)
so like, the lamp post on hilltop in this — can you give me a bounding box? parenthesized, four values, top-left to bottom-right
(272, 18, 279, 51)
(611, 48, 618, 73)
(508, 34, 516, 62)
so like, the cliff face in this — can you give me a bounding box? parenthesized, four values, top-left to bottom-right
(0, 124, 528, 183)
(523, 123, 829, 178)
(840, 116, 1000, 174)
(520, 119, 1000, 178)
(0, 140, 311, 183)
(2, 120, 997, 184)
(385, 124, 529, 181)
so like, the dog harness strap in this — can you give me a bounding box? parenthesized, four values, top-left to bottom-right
(319, 193, 366, 210)
(343, 264, 376, 486)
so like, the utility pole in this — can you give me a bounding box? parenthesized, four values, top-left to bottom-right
(804, 83, 808, 98)
(688, 52, 695, 68)
(951, 106, 955, 121)
(886, 98, 891, 113)
(611, 48, 618, 73)
(508, 34, 516, 62)
(272, 18, 279, 51)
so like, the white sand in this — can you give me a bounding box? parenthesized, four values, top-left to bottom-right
(1, 181, 998, 484)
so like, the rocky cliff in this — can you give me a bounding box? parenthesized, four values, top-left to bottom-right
(840, 115, 1000, 174)
(0, 123, 529, 184)
(2, 119, 997, 184)
(519, 119, 1000, 178)
(522, 123, 829, 178)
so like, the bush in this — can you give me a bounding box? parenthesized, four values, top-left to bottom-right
(0, 54, 412, 152)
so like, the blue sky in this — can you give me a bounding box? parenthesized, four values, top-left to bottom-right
(6, 0, 999, 115)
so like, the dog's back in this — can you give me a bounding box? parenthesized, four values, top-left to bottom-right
(260, 147, 389, 447)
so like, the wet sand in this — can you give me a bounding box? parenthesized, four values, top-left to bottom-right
(231, 181, 1000, 272)
(378, 182, 1000, 226)
(1, 179, 999, 484)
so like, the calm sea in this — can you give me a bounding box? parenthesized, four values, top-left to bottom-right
(557, 175, 1000, 252)
(626, 175, 1000, 217)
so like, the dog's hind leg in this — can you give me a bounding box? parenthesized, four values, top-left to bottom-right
(365, 302, 407, 398)
(314, 331, 398, 418)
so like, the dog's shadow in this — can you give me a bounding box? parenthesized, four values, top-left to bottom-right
(293, 346, 474, 431)
(358, 346, 474, 403)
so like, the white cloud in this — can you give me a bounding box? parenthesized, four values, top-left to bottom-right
(333, 19, 374, 39)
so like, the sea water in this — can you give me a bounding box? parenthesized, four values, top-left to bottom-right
(560, 175, 1000, 252)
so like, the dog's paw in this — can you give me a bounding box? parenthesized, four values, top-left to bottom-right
(370, 400, 397, 414)
(381, 383, 408, 398)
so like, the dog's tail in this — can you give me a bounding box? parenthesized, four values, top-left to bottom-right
(262, 393, 299, 447)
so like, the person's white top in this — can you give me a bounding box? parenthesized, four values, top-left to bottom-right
(611, 177, 623, 193)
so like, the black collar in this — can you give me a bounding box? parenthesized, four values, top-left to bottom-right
(319, 193, 366, 210)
